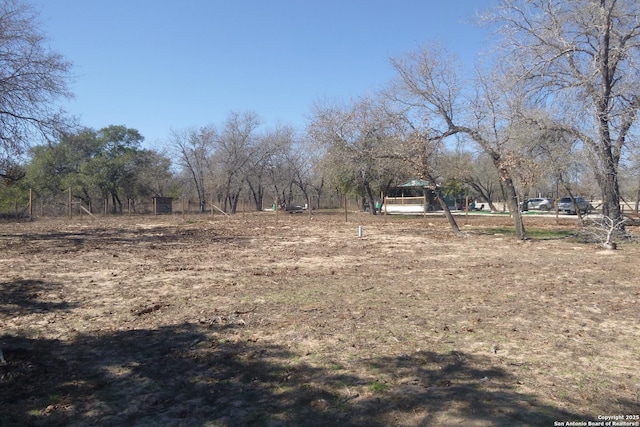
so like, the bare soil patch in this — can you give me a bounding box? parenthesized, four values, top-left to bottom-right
(1, 213, 639, 426)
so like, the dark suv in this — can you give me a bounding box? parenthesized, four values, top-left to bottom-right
(557, 196, 591, 214)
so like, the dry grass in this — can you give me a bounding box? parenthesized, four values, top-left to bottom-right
(1, 212, 639, 426)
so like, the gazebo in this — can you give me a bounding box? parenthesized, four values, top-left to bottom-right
(382, 179, 438, 214)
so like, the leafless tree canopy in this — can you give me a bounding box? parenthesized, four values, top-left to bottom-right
(487, 0, 640, 222)
(308, 96, 406, 215)
(170, 127, 215, 212)
(6, 0, 640, 241)
(387, 44, 529, 239)
(0, 0, 73, 171)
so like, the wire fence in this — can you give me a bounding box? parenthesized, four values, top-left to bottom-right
(1, 188, 403, 221)
(0, 188, 312, 220)
(0, 188, 178, 220)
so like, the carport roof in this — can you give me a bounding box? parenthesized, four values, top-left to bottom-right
(398, 179, 431, 187)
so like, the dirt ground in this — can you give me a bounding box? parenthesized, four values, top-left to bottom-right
(1, 212, 639, 426)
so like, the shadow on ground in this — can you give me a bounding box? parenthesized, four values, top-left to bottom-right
(1, 322, 595, 426)
(0, 223, 249, 244)
(0, 279, 75, 316)
(0, 224, 607, 425)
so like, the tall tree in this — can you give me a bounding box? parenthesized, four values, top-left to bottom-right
(398, 127, 463, 235)
(26, 129, 101, 206)
(213, 111, 261, 213)
(488, 0, 640, 225)
(249, 124, 296, 211)
(287, 134, 320, 209)
(389, 44, 529, 239)
(0, 0, 73, 180)
(449, 152, 501, 212)
(89, 126, 144, 212)
(122, 149, 174, 205)
(26, 126, 158, 213)
(309, 96, 397, 215)
(170, 126, 215, 212)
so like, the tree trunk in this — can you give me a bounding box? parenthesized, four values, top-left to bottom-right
(228, 188, 242, 214)
(602, 162, 623, 226)
(499, 182, 507, 213)
(111, 192, 122, 214)
(502, 176, 527, 240)
(255, 185, 263, 211)
(422, 171, 461, 235)
(485, 200, 498, 212)
(222, 176, 234, 213)
(635, 175, 640, 213)
(313, 178, 324, 211)
(247, 180, 264, 211)
(561, 183, 585, 226)
(467, 181, 496, 211)
(363, 180, 377, 215)
(521, 188, 530, 212)
(433, 188, 462, 236)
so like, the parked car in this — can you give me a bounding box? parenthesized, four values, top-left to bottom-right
(283, 204, 305, 213)
(557, 196, 591, 214)
(526, 197, 555, 211)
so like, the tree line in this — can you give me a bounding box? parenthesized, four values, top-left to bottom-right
(2, 0, 640, 240)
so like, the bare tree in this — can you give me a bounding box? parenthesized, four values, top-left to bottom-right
(170, 126, 215, 212)
(395, 125, 463, 235)
(246, 124, 295, 211)
(488, 0, 640, 227)
(283, 131, 328, 210)
(0, 0, 73, 181)
(450, 151, 501, 212)
(243, 143, 269, 211)
(264, 134, 295, 209)
(0, 0, 74, 362)
(213, 111, 261, 213)
(290, 134, 329, 210)
(309, 96, 398, 215)
(389, 43, 529, 239)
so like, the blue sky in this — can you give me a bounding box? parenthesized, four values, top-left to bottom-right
(32, 0, 493, 149)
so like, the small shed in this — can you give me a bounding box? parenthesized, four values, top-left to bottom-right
(153, 197, 173, 215)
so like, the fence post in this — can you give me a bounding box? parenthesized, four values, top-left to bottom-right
(344, 195, 348, 222)
(384, 196, 388, 220)
(465, 195, 469, 225)
(29, 188, 33, 220)
(68, 187, 72, 219)
(422, 195, 426, 220)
